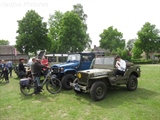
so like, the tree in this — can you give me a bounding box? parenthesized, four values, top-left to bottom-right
(16, 10, 52, 54)
(99, 26, 125, 54)
(137, 22, 160, 59)
(0, 39, 10, 45)
(72, 4, 92, 49)
(126, 39, 136, 51)
(57, 11, 86, 53)
(115, 48, 131, 61)
(48, 11, 63, 53)
(132, 39, 143, 59)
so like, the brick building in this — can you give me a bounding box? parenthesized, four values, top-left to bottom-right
(0, 45, 28, 64)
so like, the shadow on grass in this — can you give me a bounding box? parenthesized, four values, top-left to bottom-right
(69, 86, 159, 108)
(0, 81, 9, 86)
(17, 85, 159, 108)
(19, 88, 62, 102)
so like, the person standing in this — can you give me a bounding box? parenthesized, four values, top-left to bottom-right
(18, 58, 26, 78)
(31, 57, 49, 94)
(0, 60, 9, 83)
(7, 60, 13, 77)
(41, 56, 49, 68)
(41, 56, 49, 76)
(115, 55, 126, 76)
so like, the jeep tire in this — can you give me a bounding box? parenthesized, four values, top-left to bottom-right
(61, 74, 75, 90)
(90, 81, 107, 101)
(126, 75, 138, 91)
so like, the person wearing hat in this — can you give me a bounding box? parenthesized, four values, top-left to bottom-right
(18, 58, 26, 78)
(115, 55, 126, 76)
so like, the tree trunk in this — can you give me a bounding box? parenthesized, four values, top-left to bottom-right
(145, 52, 149, 60)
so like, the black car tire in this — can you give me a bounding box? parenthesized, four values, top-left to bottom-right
(90, 81, 107, 101)
(126, 75, 138, 91)
(61, 74, 75, 90)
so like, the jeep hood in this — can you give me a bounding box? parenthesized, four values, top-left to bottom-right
(79, 69, 112, 75)
(51, 62, 79, 68)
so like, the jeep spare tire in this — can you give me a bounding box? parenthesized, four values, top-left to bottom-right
(61, 74, 75, 90)
(90, 81, 107, 101)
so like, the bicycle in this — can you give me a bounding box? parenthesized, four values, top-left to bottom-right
(20, 69, 62, 96)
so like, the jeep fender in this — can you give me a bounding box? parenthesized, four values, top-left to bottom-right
(88, 76, 111, 88)
(64, 69, 77, 75)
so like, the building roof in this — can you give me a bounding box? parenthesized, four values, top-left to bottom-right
(0, 45, 28, 61)
(93, 45, 110, 54)
(0, 45, 21, 55)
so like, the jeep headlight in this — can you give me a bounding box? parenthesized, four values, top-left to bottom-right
(77, 73, 81, 78)
(60, 67, 64, 71)
(137, 68, 140, 71)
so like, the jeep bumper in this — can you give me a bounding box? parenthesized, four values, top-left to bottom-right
(70, 82, 88, 92)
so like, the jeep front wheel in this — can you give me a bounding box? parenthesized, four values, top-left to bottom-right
(61, 74, 75, 90)
(126, 75, 138, 91)
(90, 81, 107, 101)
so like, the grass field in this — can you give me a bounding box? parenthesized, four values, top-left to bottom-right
(0, 65, 160, 120)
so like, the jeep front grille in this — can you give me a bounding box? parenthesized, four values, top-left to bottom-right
(52, 68, 59, 73)
(78, 73, 89, 84)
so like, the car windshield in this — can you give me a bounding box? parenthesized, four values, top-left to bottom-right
(67, 54, 80, 61)
(95, 57, 115, 66)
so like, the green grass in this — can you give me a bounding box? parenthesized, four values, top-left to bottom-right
(0, 64, 160, 120)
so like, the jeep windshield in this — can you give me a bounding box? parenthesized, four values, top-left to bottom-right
(93, 57, 115, 69)
(67, 54, 80, 62)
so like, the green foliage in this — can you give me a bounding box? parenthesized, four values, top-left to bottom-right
(114, 48, 131, 61)
(154, 54, 160, 57)
(0, 39, 10, 45)
(72, 3, 92, 49)
(126, 39, 136, 51)
(99, 26, 125, 53)
(131, 59, 153, 64)
(132, 39, 143, 59)
(57, 11, 86, 53)
(48, 11, 63, 53)
(73, 3, 87, 22)
(16, 10, 52, 54)
(137, 22, 160, 59)
(48, 4, 91, 53)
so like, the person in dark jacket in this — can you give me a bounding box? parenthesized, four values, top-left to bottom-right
(31, 57, 49, 94)
(0, 60, 9, 83)
(18, 58, 26, 78)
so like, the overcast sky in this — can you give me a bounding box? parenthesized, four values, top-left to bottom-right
(0, 0, 160, 48)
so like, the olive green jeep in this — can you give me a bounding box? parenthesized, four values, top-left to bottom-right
(70, 56, 141, 101)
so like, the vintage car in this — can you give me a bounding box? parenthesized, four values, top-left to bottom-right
(70, 56, 141, 101)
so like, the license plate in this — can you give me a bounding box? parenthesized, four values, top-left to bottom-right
(74, 84, 80, 91)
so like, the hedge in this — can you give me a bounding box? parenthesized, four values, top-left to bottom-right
(131, 59, 159, 64)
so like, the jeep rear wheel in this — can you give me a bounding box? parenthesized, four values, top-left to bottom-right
(90, 81, 107, 101)
(61, 74, 75, 90)
(126, 75, 138, 91)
